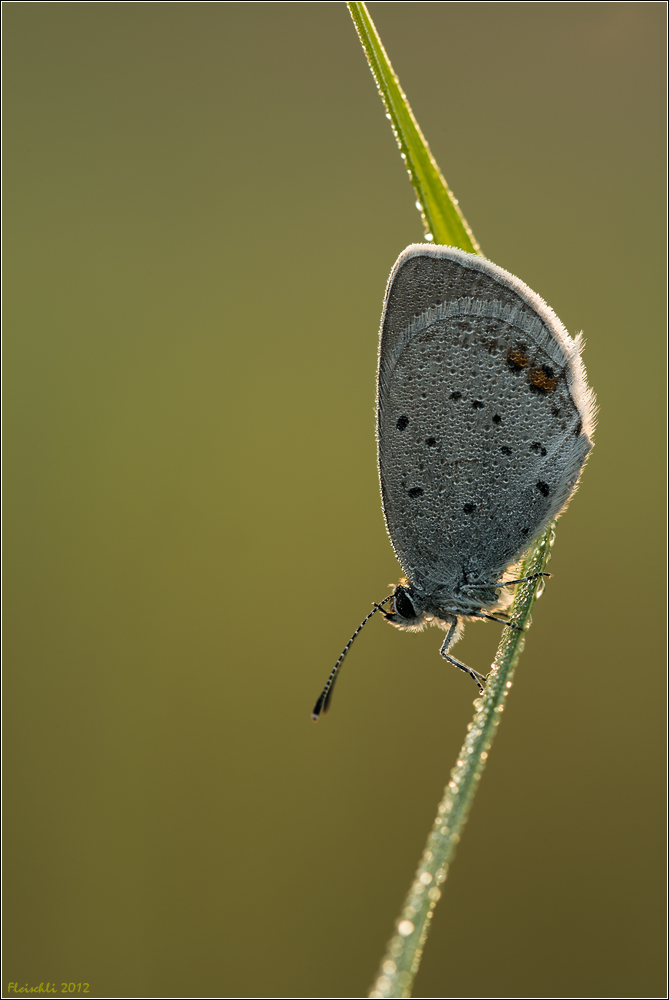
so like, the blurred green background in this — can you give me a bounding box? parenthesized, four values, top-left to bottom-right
(4, 3, 665, 997)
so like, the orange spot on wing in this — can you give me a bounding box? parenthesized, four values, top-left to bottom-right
(529, 366, 558, 392)
(507, 348, 530, 369)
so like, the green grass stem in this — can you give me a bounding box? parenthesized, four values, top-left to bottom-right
(368, 531, 554, 998)
(345, 4, 557, 995)
(347, 2, 480, 251)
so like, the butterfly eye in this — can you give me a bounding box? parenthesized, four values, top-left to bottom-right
(394, 589, 416, 620)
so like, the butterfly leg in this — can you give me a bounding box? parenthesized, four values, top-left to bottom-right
(439, 616, 487, 692)
(462, 573, 550, 596)
(496, 573, 551, 587)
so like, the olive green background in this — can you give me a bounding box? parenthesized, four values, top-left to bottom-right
(4, 3, 665, 998)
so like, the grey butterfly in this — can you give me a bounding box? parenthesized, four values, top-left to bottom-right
(313, 245, 596, 720)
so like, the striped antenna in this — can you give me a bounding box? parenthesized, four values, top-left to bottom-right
(312, 596, 394, 721)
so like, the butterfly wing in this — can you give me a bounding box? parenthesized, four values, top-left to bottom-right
(376, 245, 595, 596)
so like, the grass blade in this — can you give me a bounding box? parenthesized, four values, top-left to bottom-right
(368, 531, 554, 998)
(345, 4, 558, 996)
(347, 2, 480, 252)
